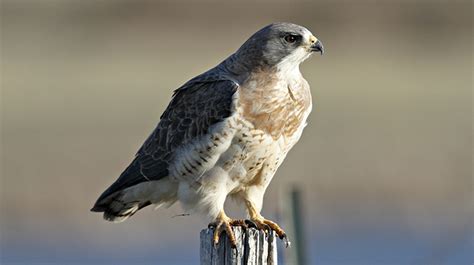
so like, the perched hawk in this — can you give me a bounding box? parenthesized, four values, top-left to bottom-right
(91, 22, 323, 247)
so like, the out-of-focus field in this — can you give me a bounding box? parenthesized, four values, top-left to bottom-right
(1, 1, 472, 264)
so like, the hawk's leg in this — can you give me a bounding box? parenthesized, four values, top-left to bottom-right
(208, 210, 248, 248)
(245, 200, 291, 248)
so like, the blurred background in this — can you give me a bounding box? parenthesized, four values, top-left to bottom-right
(1, 0, 472, 264)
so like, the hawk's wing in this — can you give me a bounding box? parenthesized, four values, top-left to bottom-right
(93, 78, 238, 205)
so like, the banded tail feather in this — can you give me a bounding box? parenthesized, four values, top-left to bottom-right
(91, 177, 179, 222)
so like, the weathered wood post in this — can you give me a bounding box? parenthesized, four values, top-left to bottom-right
(200, 227, 278, 265)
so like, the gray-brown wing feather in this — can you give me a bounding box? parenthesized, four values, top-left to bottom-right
(93, 78, 238, 206)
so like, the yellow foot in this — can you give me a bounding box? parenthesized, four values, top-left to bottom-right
(248, 217, 291, 248)
(208, 213, 248, 248)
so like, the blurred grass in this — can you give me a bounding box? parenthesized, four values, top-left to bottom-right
(1, 1, 472, 264)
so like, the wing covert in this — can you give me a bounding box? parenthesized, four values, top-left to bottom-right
(94, 79, 239, 203)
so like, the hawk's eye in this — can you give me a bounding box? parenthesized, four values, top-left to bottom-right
(284, 34, 299, 44)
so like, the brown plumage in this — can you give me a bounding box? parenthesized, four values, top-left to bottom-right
(239, 68, 311, 140)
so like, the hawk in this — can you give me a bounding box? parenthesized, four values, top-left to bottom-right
(91, 22, 323, 247)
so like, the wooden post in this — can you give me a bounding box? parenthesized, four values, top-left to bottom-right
(200, 226, 278, 265)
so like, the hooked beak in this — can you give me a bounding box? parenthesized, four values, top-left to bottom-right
(311, 40, 324, 55)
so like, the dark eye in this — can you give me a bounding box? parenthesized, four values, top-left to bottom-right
(284, 34, 298, 43)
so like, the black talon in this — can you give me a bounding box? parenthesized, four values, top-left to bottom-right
(261, 223, 271, 232)
(281, 234, 291, 248)
(245, 219, 258, 229)
(208, 223, 216, 229)
(279, 233, 286, 240)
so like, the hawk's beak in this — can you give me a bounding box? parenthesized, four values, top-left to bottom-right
(311, 40, 324, 55)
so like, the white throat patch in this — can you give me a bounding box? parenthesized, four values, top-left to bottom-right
(276, 47, 310, 78)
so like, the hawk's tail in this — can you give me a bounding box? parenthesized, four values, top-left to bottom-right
(91, 178, 178, 223)
(91, 191, 152, 223)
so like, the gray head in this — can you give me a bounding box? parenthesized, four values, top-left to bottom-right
(233, 22, 323, 70)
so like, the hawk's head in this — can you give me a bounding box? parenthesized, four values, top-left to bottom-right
(236, 22, 323, 70)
